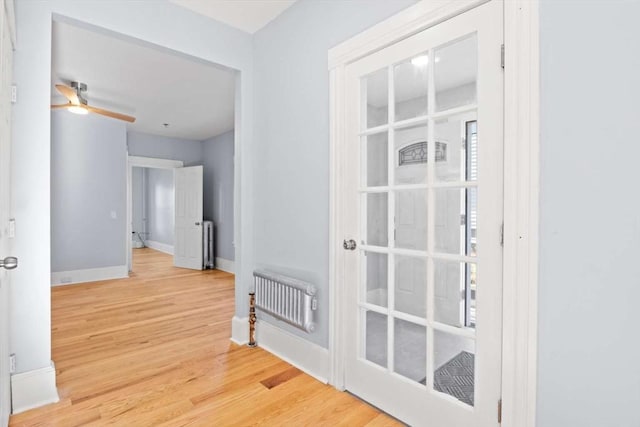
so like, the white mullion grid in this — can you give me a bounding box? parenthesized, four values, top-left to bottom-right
(359, 181, 478, 193)
(359, 302, 389, 316)
(359, 75, 368, 364)
(431, 103, 477, 120)
(392, 309, 427, 327)
(431, 321, 476, 339)
(425, 47, 436, 391)
(357, 103, 476, 137)
(386, 64, 396, 375)
(393, 115, 430, 130)
(360, 124, 389, 136)
(431, 252, 476, 263)
(359, 245, 477, 264)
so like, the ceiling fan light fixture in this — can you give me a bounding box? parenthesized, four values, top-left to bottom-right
(411, 55, 429, 67)
(68, 105, 88, 115)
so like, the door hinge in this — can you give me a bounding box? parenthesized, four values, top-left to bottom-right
(11, 85, 17, 103)
(498, 398, 503, 423)
(500, 222, 504, 246)
(9, 354, 16, 374)
(500, 44, 505, 69)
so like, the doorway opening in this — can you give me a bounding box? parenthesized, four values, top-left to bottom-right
(50, 18, 238, 284)
(127, 157, 182, 272)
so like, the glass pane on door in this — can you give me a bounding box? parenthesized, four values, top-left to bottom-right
(393, 318, 427, 383)
(395, 124, 429, 185)
(394, 54, 428, 122)
(434, 187, 477, 256)
(365, 193, 388, 247)
(364, 310, 387, 368)
(395, 189, 428, 251)
(364, 132, 388, 187)
(394, 255, 427, 318)
(364, 67, 389, 128)
(434, 112, 478, 182)
(434, 330, 475, 406)
(434, 259, 477, 328)
(434, 34, 478, 112)
(365, 252, 388, 308)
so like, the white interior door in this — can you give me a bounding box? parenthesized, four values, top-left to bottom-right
(342, 1, 503, 426)
(174, 166, 203, 270)
(0, 0, 13, 423)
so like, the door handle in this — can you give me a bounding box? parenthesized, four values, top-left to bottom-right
(343, 239, 357, 251)
(0, 256, 18, 270)
(195, 222, 201, 226)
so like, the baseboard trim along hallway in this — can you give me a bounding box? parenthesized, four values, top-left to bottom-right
(11, 361, 59, 414)
(51, 265, 128, 286)
(230, 316, 330, 384)
(144, 240, 174, 255)
(215, 257, 234, 273)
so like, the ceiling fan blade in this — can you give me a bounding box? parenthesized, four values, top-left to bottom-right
(86, 105, 136, 123)
(51, 103, 72, 109)
(55, 84, 80, 104)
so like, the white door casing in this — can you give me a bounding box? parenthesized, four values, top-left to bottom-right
(0, 0, 14, 423)
(174, 165, 203, 270)
(340, 1, 503, 426)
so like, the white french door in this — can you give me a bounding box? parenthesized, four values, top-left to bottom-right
(174, 166, 204, 270)
(342, 1, 503, 426)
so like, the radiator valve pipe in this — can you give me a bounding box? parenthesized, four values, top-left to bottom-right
(248, 292, 257, 347)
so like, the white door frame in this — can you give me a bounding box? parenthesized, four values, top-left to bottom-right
(126, 155, 183, 271)
(0, 0, 15, 424)
(328, 1, 539, 426)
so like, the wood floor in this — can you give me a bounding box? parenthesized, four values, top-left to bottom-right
(9, 248, 399, 426)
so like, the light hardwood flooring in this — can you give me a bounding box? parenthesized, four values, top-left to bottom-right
(9, 248, 399, 426)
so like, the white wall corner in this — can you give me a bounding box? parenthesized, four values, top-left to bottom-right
(51, 265, 128, 286)
(256, 320, 330, 384)
(145, 240, 174, 255)
(215, 257, 235, 273)
(11, 361, 59, 414)
(230, 316, 249, 345)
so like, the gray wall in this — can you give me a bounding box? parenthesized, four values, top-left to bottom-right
(51, 110, 127, 272)
(537, 1, 640, 426)
(253, 0, 419, 347)
(127, 131, 203, 166)
(145, 168, 175, 246)
(203, 131, 235, 261)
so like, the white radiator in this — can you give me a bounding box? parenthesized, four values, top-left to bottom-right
(253, 269, 317, 333)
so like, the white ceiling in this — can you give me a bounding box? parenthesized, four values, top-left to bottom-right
(52, 21, 236, 141)
(169, 0, 297, 34)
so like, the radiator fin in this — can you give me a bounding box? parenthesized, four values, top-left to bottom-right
(253, 269, 317, 333)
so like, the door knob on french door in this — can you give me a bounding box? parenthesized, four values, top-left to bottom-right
(0, 256, 18, 270)
(343, 239, 357, 250)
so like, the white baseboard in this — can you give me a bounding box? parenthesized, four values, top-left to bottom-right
(51, 265, 128, 286)
(215, 257, 235, 273)
(146, 240, 174, 255)
(256, 320, 330, 384)
(11, 361, 59, 414)
(230, 316, 249, 345)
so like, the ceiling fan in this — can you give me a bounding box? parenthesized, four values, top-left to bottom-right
(51, 81, 136, 123)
